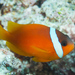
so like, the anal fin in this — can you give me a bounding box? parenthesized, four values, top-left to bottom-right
(6, 41, 31, 56)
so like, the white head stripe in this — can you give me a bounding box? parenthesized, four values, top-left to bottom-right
(50, 27, 63, 58)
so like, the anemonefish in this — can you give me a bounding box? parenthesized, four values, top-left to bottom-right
(0, 21, 74, 62)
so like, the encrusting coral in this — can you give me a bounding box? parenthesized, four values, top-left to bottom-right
(0, 0, 75, 75)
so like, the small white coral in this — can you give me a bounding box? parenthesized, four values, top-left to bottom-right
(0, 49, 6, 63)
(3, 0, 16, 6)
(41, 0, 75, 26)
(0, 0, 4, 3)
(22, 0, 38, 6)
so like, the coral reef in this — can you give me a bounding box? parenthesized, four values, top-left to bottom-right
(0, 0, 75, 75)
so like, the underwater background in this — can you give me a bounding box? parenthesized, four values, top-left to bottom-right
(0, 0, 75, 75)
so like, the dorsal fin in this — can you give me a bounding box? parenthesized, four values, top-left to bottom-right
(7, 21, 21, 32)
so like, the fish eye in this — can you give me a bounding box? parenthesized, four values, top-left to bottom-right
(61, 40, 67, 46)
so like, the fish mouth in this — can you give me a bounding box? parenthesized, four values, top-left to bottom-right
(69, 43, 74, 52)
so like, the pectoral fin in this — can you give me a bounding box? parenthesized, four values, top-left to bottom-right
(31, 46, 51, 60)
(32, 57, 51, 62)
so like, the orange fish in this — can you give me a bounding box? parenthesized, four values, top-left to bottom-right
(0, 21, 74, 62)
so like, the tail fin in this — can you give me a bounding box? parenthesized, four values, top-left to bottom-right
(0, 25, 9, 40)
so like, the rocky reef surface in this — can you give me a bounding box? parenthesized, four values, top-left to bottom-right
(0, 0, 75, 75)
